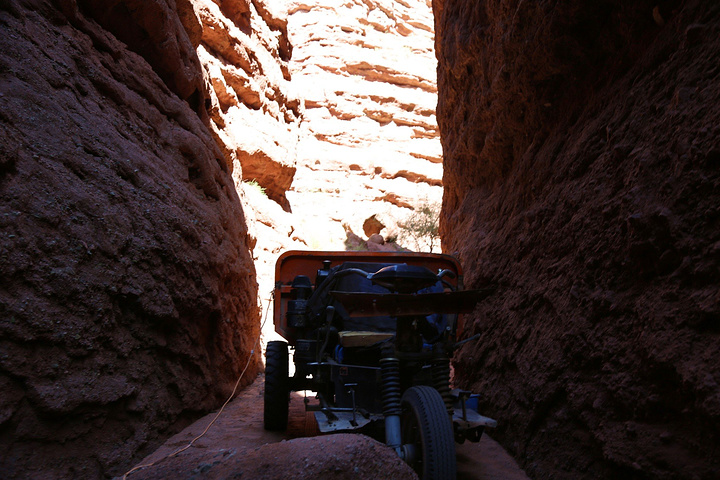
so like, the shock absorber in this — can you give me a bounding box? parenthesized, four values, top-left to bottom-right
(380, 351, 402, 454)
(433, 345, 454, 416)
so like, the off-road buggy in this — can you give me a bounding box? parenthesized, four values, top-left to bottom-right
(265, 251, 496, 479)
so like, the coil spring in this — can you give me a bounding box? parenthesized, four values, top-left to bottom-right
(433, 357, 453, 415)
(380, 357, 401, 416)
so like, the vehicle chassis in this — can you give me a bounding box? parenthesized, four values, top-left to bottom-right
(266, 251, 496, 479)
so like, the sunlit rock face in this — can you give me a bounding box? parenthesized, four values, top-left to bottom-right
(285, 0, 443, 247)
(434, 0, 720, 479)
(188, 0, 302, 209)
(0, 1, 260, 477)
(176, 0, 307, 332)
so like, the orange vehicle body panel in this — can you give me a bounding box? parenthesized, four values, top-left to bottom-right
(274, 250, 466, 345)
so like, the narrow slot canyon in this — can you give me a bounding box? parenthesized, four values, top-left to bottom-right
(1, 1, 719, 479)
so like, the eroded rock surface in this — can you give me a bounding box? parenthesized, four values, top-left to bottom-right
(434, 0, 720, 478)
(0, 1, 259, 477)
(285, 0, 443, 246)
(191, 0, 302, 209)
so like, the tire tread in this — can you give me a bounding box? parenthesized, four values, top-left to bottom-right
(264, 341, 289, 431)
(402, 386, 456, 479)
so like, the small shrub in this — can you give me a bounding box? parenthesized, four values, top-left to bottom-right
(243, 179, 266, 197)
(398, 200, 440, 253)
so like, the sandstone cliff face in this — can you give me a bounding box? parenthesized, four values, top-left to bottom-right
(0, 1, 260, 477)
(183, 0, 309, 328)
(434, 0, 720, 478)
(192, 0, 302, 209)
(285, 0, 443, 246)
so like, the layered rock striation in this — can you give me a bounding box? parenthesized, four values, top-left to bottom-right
(0, 0, 260, 477)
(192, 0, 302, 209)
(434, 0, 720, 478)
(285, 0, 443, 246)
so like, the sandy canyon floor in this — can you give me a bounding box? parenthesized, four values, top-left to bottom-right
(122, 375, 529, 479)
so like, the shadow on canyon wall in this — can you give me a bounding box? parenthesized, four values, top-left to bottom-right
(435, 0, 720, 478)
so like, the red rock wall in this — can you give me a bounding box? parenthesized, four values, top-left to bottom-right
(0, 0, 260, 477)
(194, 0, 301, 209)
(434, 0, 720, 478)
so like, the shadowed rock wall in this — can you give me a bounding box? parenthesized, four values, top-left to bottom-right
(0, 0, 260, 477)
(434, 0, 720, 478)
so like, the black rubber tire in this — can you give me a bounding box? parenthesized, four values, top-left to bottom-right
(264, 341, 289, 431)
(401, 386, 457, 480)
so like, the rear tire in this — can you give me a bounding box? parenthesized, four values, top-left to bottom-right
(401, 386, 456, 480)
(264, 341, 289, 431)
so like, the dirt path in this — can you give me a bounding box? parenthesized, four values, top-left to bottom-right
(121, 375, 528, 479)
(456, 437, 527, 480)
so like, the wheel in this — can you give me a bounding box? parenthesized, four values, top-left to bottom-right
(264, 340, 289, 431)
(401, 386, 456, 480)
